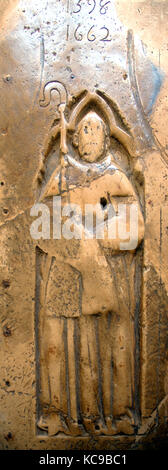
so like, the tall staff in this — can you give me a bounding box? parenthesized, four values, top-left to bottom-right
(40, 81, 68, 174)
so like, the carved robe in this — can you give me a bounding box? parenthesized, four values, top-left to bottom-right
(37, 153, 144, 436)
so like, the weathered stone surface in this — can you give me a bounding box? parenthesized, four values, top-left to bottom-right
(0, 0, 168, 450)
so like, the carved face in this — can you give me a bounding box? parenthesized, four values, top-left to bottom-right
(76, 112, 106, 163)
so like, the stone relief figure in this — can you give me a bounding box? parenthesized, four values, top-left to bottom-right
(36, 84, 144, 437)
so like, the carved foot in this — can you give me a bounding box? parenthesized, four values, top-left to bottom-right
(115, 411, 135, 435)
(65, 418, 85, 436)
(103, 417, 118, 435)
(115, 418, 135, 435)
(90, 415, 135, 436)
(37, 413, 69, 436)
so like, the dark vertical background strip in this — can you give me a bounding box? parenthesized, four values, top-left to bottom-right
(35, 247, 42, 434)
(134, 251, 142, 429)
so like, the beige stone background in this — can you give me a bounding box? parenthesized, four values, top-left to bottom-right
(0, 0, 168, 450)
(116, 0, 168, 150)
(1, 0, 168, 148)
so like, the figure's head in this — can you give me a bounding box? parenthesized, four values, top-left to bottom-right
(73, 111, 109, 163)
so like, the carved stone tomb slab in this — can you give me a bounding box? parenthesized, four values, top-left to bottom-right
(0, 0, 168, 450)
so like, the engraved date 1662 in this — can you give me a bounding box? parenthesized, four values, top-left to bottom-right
(67, 24, 112, 42)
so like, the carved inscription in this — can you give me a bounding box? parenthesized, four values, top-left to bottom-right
(73, 0, 111, 15)
(73, 24, 112, 42)
(66, 0, 112, 43)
